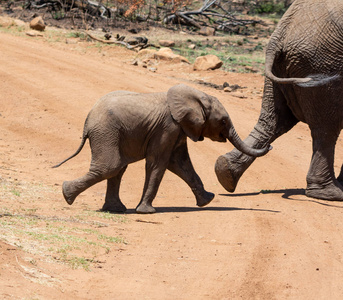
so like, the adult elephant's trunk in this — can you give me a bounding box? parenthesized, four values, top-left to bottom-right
(226, 125, 271, 157)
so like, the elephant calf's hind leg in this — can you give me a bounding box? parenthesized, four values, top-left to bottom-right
(102, 167, 127, 213)
(62, 171, 103, 205)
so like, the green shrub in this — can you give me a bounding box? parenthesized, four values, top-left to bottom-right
(250, 1, 286, 15)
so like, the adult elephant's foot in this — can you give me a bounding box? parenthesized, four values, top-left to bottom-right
(306, 181, 343, 201)
(136, 203, 156, 214)
(195, 191, 215, 207)
(101, 202, 127, 213)
(62, 181, 78, 205)
(215, 154, 242, 193)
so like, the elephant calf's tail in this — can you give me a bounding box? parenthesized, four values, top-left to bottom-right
(52, 134, 88, 168)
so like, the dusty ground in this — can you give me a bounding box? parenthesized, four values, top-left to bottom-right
(1, 28, 343, 300)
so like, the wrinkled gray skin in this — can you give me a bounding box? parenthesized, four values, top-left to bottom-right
(54, 84, 269, 213)
(215, 0, 343, 201)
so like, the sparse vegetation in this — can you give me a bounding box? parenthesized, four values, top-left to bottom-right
(0, 179, 128, 271)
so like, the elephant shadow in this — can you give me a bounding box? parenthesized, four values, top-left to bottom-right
(221, 188, 343, 208)
(101, 206, 280, 214)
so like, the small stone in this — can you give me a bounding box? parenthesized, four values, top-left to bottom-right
(231, 92, 247, 99)
(131, 59, 139, 66)
(155, 48, 189, 64)
(245, 66, 258, 73)
(224, 87, 233, 92)
(199, 26, 215, 36)
(159, 40, 175, 47)
(29, 16, 45, 31)
(13, 19, 26, 28)
(193, 54, 223, 71)
(26, 30, 44, 37)
(0, 16, 14, 27)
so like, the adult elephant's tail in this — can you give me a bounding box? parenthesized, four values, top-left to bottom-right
(264, 44, 340, 87)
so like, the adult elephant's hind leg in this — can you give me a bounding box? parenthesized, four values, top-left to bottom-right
(102, 166, 127, 213)
(306, 128, 343, 200)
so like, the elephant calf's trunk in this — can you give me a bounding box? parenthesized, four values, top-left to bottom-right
(227, 127, 271, 157)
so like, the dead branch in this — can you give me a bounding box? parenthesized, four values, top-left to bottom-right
(164, 0, 263, 32)
(86, 32, 159, 51)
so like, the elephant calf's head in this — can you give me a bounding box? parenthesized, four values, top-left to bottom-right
(167, 84, 271, 157)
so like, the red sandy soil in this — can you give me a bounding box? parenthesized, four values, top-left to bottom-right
(1, 30, 343, 299)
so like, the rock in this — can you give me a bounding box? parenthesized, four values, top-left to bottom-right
(13, 19, 26, 28)
(149, 67, 157, 72)
(29, 16, 45, 31)
(0, 16, 14, 28)
(136, 48, 189, 65)
(136, 49, 157, 60)
(230, 92, 247, 99)
(193, 55, 223, 71)
(26, 30, 44, 37)
(224, 87, 233, 92)
(154, 48, 189, 64)
(131, 59, 139, 66)
(245, 66, 258, 73)
(188, 44, 196, 50)
(159, 40, 175, 47)
(199, 26, 215, 36)
(128, 28, 140, 34)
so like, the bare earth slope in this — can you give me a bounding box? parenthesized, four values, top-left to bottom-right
(1, 31, 343, 299)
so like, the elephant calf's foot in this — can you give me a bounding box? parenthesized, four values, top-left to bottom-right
(101, 202, 127, 213)
(195, 191, 215, 207)
(306, 181, 343, 201)
(62, 181, 78, 205)
(215, 155, 240, 193)
(136, 203, 156, 214)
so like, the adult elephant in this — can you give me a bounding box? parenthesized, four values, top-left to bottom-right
(215, 0, 343, 201)
(54, 84, 270, 214)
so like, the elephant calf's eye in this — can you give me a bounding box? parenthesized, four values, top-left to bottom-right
(222, 119, 226, 125)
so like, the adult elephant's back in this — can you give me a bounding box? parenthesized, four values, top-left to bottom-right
(265, 0, 343, 86)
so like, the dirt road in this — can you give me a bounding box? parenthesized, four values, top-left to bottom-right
(1, 31, 343, 299)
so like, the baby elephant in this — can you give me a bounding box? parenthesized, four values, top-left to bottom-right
(54, 84, 270, 213)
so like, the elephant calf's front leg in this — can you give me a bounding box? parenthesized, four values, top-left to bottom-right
(136, 160, 168, 214)
(168, 142, 214, 207)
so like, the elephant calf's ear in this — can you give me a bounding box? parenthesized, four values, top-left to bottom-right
(167, 84, 206, 142)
